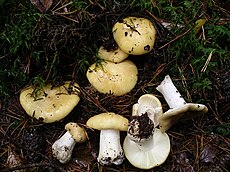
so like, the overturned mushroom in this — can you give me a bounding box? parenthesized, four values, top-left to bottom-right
(132, 94, 163, 127)
(156, 75, 208, 132)
(112, 16, 156, 55)
(86, 60, 138, 96)
(86, 112, 128, 165)
(52, 122, 87, 163)
(123, 95, 170, 169)
(19, 81, 80, 123)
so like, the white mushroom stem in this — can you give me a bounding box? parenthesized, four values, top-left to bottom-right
(52, 131, 76, 163)
(156, 75, 187, 109)
(98, 129, 124, 165)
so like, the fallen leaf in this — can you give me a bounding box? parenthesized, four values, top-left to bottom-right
(194, 19, 206, 34)
(200, 145, 216, 163)
(30, 0, 53, 13)
(176, 152, 195, 172)
(6, 145, 26, 172)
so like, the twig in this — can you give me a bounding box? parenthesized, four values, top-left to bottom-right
(201, 49, 215, 73)
(1, 133, 50, 162)
(158, 28, 191, 50)
(79, 87, 108, 112)
(1, 162, 65, 172)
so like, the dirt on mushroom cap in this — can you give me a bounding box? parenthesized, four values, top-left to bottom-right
(112, 16, 156, 55)
(86, 60, 138, 96)
(65, 122, 88, 143)
(19, 81, 80, 123)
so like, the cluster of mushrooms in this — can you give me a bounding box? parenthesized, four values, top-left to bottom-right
(19, 17, 208, 170)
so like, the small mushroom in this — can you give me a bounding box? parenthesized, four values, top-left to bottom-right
(86, 112, 128, 165)
(52, 122, 87, 163)
(123, 95, 170, 169)
(19, 81, 80, 123)
(112, 16, 156, 55)
(98, 45, 129, 63)
(86, 60, 138, 96)
(156, 75, 208, 132)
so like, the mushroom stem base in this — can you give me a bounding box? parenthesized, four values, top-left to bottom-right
(98, 129, 124, 165)
(52, 131, 76, 163)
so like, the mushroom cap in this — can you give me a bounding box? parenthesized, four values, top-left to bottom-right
(19, 81, 80, 123)
(159, 103, 208, 132)
(86, 59, 138, 96)
(112, 16, 156, 55)
(65, 122, 87, 143)
(98, 45, 129, 63)
(86, 112, 128, 131)
(123, 128, 170, 169)
(132, 94, 162, 127)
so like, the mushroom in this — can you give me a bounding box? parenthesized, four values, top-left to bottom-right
(98, 45, 129, 63)
(86, 112, 128, 165)
(132, 94, 163, 127)
(86, 59, 138, 96)
(156, 75, 208, 132)
(123, 95, 170, 169)
(112, 16, 156, 55)
(19, 81, 80, 123)
(52, 122, 87, 163)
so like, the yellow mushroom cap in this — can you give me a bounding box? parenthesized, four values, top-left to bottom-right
(86, 59, 138, 96)
(19, 81, 80, 123)
(112, 16, 156, 55)
(65, 122, 87, 143)
(98, 45, 129, 63)
(86, 112, 128, 131)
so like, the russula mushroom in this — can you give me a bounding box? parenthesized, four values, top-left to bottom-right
(86, 112, 128, 165)
(19, 81, 80, 123)
(132, 94, 163, 127)
(156, 75, 208, 132)
(112, 16, 156, 55)
(52, 122, 87, 163)
(98, 45, 129, 63)
(123, 95, 170, 169)
(86, 59, 138, 96)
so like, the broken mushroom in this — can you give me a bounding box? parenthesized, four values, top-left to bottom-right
(132, 94, 163, 127)
(19, 81, 80, 123)
(86, 112, 128, 165)
(112, 16, 156, 55)
(123, 95, 170, 169)
(98, 45, 129, 63)
(52, 122, 87, 163)
(86, 59, 138, 96)
(156, 75, 208, 132)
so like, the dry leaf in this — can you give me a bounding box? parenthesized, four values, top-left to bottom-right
(200, 145, 216, 163)
(6, 145, 26, 172)
(30, 0, 53, 13)
(176, 152, 195, 172)
(194, 19, 206, 34)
